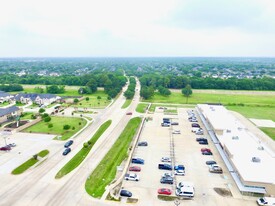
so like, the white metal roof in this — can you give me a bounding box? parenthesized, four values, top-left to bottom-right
(198, 104, 275, 185)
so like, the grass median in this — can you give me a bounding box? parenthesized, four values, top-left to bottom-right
(122, 99, 132, 109)
(12, 149, 49, 175)
(85, 117, 142, 198)
(135, 103, 149, 113)
(55, 120, 112, 179)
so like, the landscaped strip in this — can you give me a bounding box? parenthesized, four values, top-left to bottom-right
(55, 120, 112, 179)
(85, 117, 142, 198)
(12, 149, 49, 175)
(135, 103, 149, 113)
(121, 99, 132, 109)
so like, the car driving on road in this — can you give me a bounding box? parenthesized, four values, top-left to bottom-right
(63, 148, 71, 155)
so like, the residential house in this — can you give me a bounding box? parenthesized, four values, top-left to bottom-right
(15, 93, 61, 106)
(0, 91, 14, 104)
(0, 106, 21, 124)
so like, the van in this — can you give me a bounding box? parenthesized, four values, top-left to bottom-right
(257, 197, 275, 205)
(175, 185, 194, 198)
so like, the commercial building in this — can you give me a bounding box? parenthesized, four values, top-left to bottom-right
(197, 104, 275, 196)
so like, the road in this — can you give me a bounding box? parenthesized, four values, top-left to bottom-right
(0, 80, 141, 206)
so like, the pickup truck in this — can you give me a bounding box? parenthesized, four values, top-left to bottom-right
(125, 173, 139, 181)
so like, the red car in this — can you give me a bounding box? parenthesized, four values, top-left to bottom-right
(0, 146, 11, 151)
(126, 112, 132, 115)
(129, 166, 141, 172)
(158, 188, 172, 195)
(201, 148, 211, 152)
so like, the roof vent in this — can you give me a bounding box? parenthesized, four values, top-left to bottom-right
(232, 136, 239, 140)
(258, 146, 264, 151)
(252, 157, 261, 163)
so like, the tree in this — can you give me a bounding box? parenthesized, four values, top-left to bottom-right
(63, 125, 71, 130)
(140, 86, 154, 100)
(85, 97, 89, 101)
(97, 96, 101, 101)
(39, 108, 45, 113)
(44, 116, 51, 122)
(34, 86, 44, 93)
(86, 78, 97, 93)
(158, 86, 171, 96)
(182, 84, 193, 103)
(74, 98, 79, 104)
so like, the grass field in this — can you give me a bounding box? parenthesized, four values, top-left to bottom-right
(122, 99, 132, 109)
(20, 112, 34, 120)
(260, 128, 275, 140)
(143, 92, 275, 106)
(85, 117, 142, 198)
(136, 103, 149, 113)
(23, 116, 87, 140)
(75, 91, 111, 108)
(55, 120, 112, 179)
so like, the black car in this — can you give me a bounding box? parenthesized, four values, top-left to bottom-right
(199, 140, 208, 145)
(64, 140, 74, 148)
(160, 176, 174, 184)
(138, 141, 148, 146)
(192, 123, 200, 128)
(132, 158, 144, 164)
(206, 160, 217, 165)
(63, 148, 71, 155)
(196, 137, 207, 142)
(202, 151, 213, 155)
(158, 163, 172, 170)
(171, 122, 179, 125)
(120, 189, 132, 197)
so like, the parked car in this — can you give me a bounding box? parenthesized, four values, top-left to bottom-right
(158, 188, 172, 195)
(201, 148, 211, 152)
(161, 157, 171, 162)
(162, 172, 173, 178)
(120, 189, 132, 197)
(8, 143, 16, 147)
(126, 112, 132, 115)
(196, 137, 207, 142)
(172, 130, 181, 134)
(177, 181, 194, 190)
(132, 158, 144, 164)
(160, 176, 173, 184)
(64, 140, 74, 148)
(62, 148, 71, 155)
(0, 146, 11, 151)
(209, 165, 223, 173)
(175, 186, 194, 198)
(206, 160, 217, 165)
(161, 123, 170, 127)
(138, 141, 148, 146)
(191, 127, 202, 133)
(171, 122, 179, 125)
(202, 151, 213, 155)
(129, 166, 141, 172)
(174, 169, 185, 176)
(198, 140, 208, 145)
(189, 118, 198, 122)
(125, 173, 139, 181)
(191, 123, 200, 128)
(174, 165, 185, 170)
(196, 130, 204, 135)
(158, 163, 172, 170)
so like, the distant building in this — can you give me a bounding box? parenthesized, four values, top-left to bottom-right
(0, 91, 14, 104)
(198, 104, 275, 196)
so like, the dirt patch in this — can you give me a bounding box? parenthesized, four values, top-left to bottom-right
(5, 121, 29, 128)
(213, 188, 232, 197)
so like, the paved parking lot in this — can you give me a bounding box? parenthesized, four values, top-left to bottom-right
(121, 107, 257, 206)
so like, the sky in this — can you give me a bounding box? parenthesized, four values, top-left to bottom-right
(1, 0, 275, 57)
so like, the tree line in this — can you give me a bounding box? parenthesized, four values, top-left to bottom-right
(124, 77, 136, 99)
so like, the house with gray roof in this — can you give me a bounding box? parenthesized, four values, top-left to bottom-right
(0, 91, 14, 104)
(0, 106, 21, 124)
(15, 93, 61, 106)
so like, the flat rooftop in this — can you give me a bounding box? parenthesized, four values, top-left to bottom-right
(198, 104, 275, 185)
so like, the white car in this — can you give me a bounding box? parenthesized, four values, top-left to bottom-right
(162, 172, 173, 178)
(161, 157, 172, 162)
(174, 169, 185, 176)
(172, 130, 181, 134)
(125, 173, 139, 181)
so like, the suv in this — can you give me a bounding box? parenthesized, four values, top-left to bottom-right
(120, 189, 132, 197)
(132, 158, 144, 164)
(64, 140, 74, 148)
(158, 164, 172, 170)
(138, 141, 148, 146)
(63, 148, 71, 155)
(160, 176, 173, 184)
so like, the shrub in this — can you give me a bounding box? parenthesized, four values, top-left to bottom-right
(88, 140, 92, 145)
(42, 113, 49, 118)
(63, 125, 71, 130)
(48, 123, 53, 128)
(44, 116, 51, 122)
(83, 142, 88, 148)
(31, 114, 37, 119)
(79, 122, 81, 126)
(39, 108, 45, 113)
(72, 126, 75, 130)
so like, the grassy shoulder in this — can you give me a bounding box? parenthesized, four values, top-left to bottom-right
(85, 117, 142, 198)
(121, 99, 132, 109)
(23, 116, 87, 140)
(260, 128, 275, 140)
(143, 91, 275, 106)
(55, 120, 112, 179)
(135, 103, 149, 113)
(12, 149, 49, 175)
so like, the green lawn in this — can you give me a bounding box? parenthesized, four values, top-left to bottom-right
(55, 120, 112, 179)
(0, 102, 11, 107)
(12, 149, 49, 175)
(260, 128, 275, 140)
(122, 99, 132, 109)
(23, 116, 87, 140)
(75, 91, 111, 108)
(85, 117, 142, 198)
(136, 103, 149, 113)
(143, 92, 275, 106)
(20, 112, 34, 120)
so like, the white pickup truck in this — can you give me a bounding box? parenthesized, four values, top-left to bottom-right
(125, 173, 139, 181)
